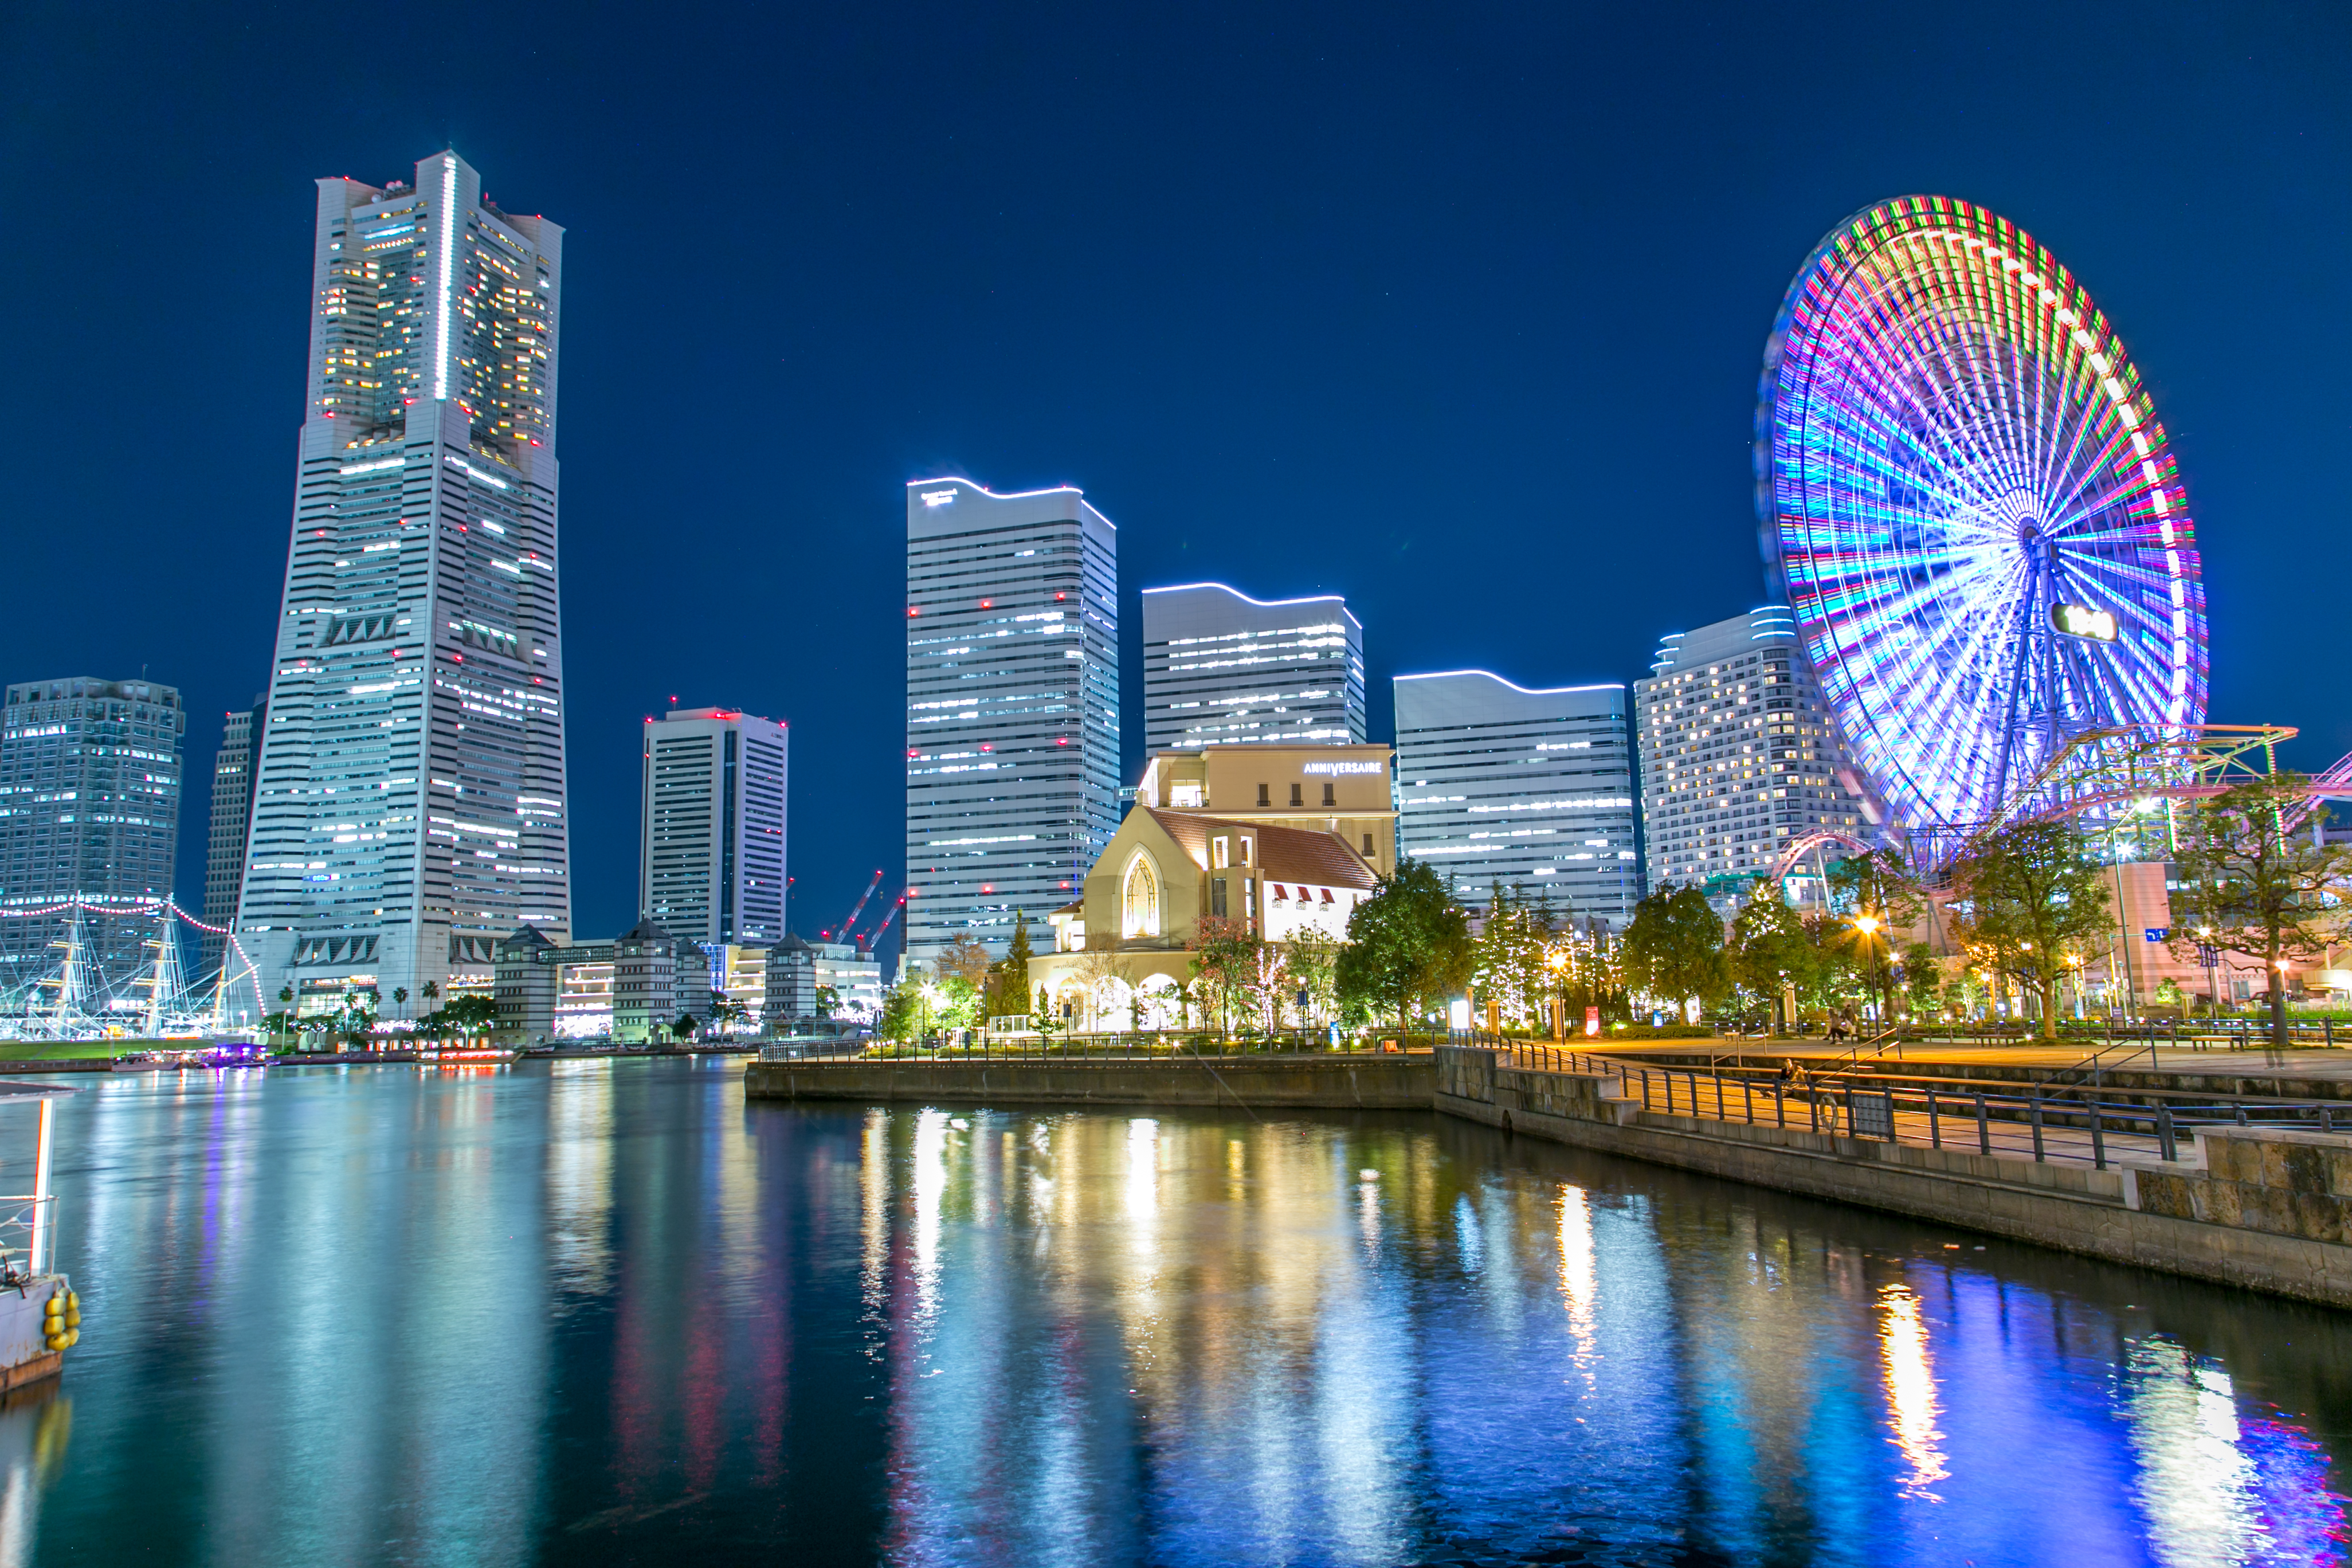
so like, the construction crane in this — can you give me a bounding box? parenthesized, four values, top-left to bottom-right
(826, 870, 884, 942)
(858, 891, 906, 954)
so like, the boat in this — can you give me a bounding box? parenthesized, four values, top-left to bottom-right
(0, 1083, 81, 1393)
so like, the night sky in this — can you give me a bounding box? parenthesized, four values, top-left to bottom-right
(5, 3, 2346, 970)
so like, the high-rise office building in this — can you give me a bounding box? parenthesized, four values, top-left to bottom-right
(639, 707, 788, 946)
(1140, 583, 1365, 752)
(238, 151, 571, 1016)
(0, 677, 186, 998)
(1393, 672, 1637, 928)
(904, 477, 1119, 965)
(1631, 605, 1869, 893)
(199, 695, 266, 979)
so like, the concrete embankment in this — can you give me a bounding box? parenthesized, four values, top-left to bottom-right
(744, 1053, 1436, 1111)
(1434, 1046, 2352, 1308)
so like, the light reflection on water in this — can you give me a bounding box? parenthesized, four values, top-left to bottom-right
(9, 1062, 2350, 1565)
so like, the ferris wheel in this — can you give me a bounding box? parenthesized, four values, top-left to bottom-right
(1758, 196, 2206, 843)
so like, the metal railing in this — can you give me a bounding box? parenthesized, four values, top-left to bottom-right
(770, 1029, 1410, 1063)
(0, 1194, 57, 1280)
(1476, 1039, 2352, 1174)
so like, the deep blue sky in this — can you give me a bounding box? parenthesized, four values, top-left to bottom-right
(5, 2, 2347, 967)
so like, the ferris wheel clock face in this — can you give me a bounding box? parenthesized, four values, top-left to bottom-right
(1758, 196, 2207, 836)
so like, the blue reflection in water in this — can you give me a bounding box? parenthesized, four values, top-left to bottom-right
(9, 1063, 2350, 1566)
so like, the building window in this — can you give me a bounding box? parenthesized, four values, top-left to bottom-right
(1122, 855, 1161, 939)
(1289, 782, 1303, 807)
(1211, 877, 1228, 917)
(1362, 833, 1374, 857)
(1322, 781, 1335, 807)
(1238, 837, 1253, 866)
(1258, 782, 1271, 807)
(1213, 836, 1230, 869)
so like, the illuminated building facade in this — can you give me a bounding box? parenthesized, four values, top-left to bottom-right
(0, 677, 186, 998)
(1632, 606, 1868, 895)
(638, 707, 788, 946)
(904, 478, 1119, 966)
(239, 151, 571, 1014)
(1393, 672, 1637, 928)
(1140, 583, 1365, 751)
(199, 695, 265, 979)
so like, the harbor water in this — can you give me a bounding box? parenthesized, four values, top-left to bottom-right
(9, 1057, 2350, 1565)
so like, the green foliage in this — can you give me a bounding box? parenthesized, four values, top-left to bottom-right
(1472, 884, 1556, 1030)
(1335, 859, 1473, 1030)
(813, 983, 841, 1020)
(934, 975, 980, 1030)
(1284, 928, 1342, 1026)
(1727, 889, 1818, 1026)
(440, 992, 496, 1032)
(879, 978, 932, 1043)
(935, 933, 993, 991)
(671, 1012, 700, 1042)
(1947, 819, 2112, 1039)
(1900, 942, 1943, 1019)
(1825, 849, 1923, 1018)
(2168, 778, 2352, 1044)
(1621, 884, 1729, 1015)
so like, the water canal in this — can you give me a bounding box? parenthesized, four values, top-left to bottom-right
(9, 1057, 2349, 1565)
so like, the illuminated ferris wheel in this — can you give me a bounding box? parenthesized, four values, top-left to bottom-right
(1758, 196, 2207, 843)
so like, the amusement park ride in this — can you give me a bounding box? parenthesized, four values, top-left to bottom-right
(1750, 196, 2349, 889)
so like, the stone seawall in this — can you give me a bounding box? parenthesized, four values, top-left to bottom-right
(1435, 1047, 2352, 1310)
(744, 1054, 1437, 1111)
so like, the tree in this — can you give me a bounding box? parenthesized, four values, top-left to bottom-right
(934, 975, 980, 1032)
(670, 1012, 699, 1042)
(935, 933, 992, 991)
(1335, 858, 1474, 1033)
(1826, 849, 1923, 1021)
(1189, 916, 1258, 1037)
(441, 993, 497, 1036)
(391, 986, 409, 1015)
(1727, 889, 1819, 1032)
(1946, 820, 2112, 1040)
(813, 983, 841, 1020)
(1621, 885, 1730, 1020)
(878, 978, 934, 1044)
(1472, 883, 1554, 1031)
(1285, 928, 1342, 1028)
(985, 917, 1034, 1020)
(277, 985, 294, 1007)
(2168, 778, 2352, 1047)
(1900, 942, 1943, 1020)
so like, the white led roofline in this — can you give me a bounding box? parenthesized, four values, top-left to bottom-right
(907, 477, 1085, 501)
(1142, 582, 1364, 630)
(1394, 670, 1622, 696)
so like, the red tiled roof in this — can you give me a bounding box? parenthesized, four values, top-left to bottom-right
(1141, 809, 1378, 892)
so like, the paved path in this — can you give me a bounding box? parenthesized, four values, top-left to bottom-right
(1574, 1037, 2352, 1083)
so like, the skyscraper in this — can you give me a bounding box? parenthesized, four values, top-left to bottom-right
(199, 695, 265, 979)
(904, 477, 1118, 965)
(1393, 671, 1637, 928)
(0, 677, 186, 999)
(238, 151, 571, 1017)
(638, 706, 789, 946)
(1631, 606, 1869, 895)
(1140, 583, 1365, 752)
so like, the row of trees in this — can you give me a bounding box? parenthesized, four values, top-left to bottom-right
(1620, 775, 2351, 1045)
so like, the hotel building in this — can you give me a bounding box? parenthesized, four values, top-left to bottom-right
(1140, 583, 1365, 751)
(904, 477, 1119, 966)
(1631, 606, 1869, 893)
(1392, 672, 1637, 928)
(238, 151, 571, 1014)
(0, 677, 186, 999)
(638, 707, 788, 947)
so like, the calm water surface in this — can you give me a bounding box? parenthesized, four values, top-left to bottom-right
(5, 1057, 2349, 1565)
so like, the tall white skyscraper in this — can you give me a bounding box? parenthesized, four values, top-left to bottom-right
(1393, 671, 1638, 928)
(1631, 606, 1869, 894)
(904, 477, 1118, 965)
(239, 151, 571, 1014)
(638, 707, 789, 946)
(1140, 583, 1365, 752)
